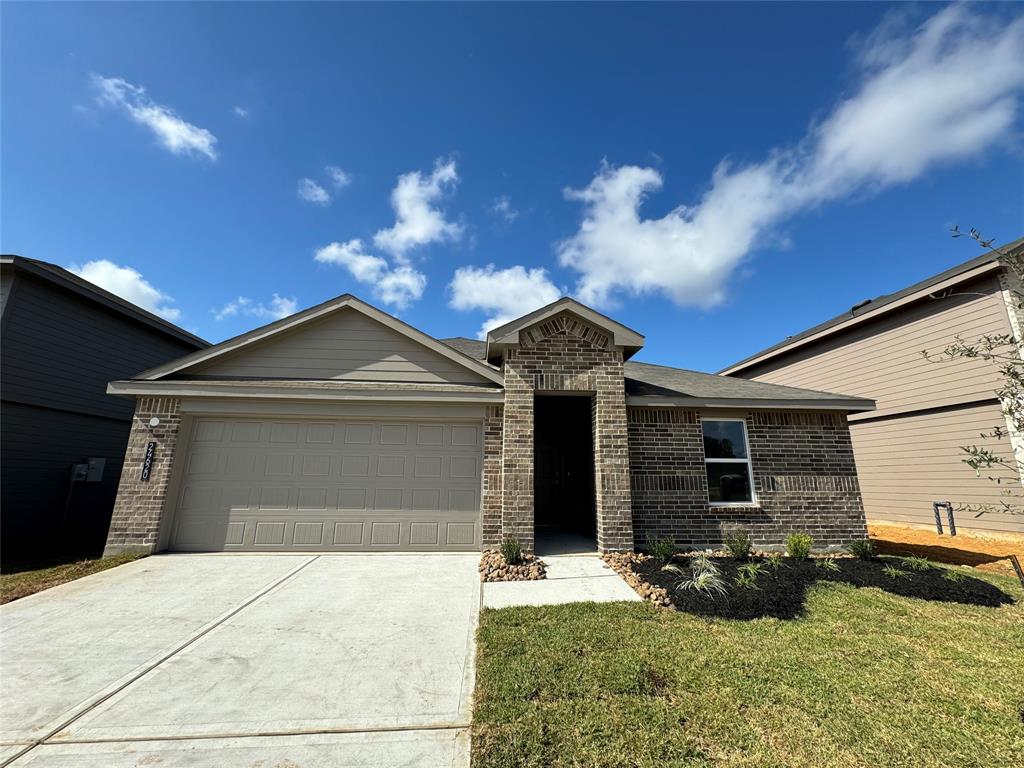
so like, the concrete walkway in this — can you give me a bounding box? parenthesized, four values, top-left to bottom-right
(482, 553, 641, 608)
(0, 553, 479, 767)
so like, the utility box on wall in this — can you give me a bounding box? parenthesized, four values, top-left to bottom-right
(71, 457, 106, 483)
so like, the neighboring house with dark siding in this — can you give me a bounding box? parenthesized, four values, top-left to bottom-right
(1, 255, 207, 562)
(722, 237, 1024, 539)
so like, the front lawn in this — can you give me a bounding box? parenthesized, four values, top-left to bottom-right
(473, 561, 1023, 767)
(0, 553, 143, 604)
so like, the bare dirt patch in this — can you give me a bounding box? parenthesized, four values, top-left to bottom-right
(869, 523, 1023, 576)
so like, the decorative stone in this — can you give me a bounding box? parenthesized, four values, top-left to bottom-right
(479, 550, 548, 582)
(602, 552, 674, 608)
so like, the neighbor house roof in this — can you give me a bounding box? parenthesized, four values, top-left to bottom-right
(1, 254, 208, 348)
(720, 235, 1024, 376)
(440, 337, 875, 411)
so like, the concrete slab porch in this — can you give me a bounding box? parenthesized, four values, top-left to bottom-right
(482, 553, 641, 609)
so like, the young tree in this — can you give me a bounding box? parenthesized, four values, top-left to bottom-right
(927, 227, 1024, 516)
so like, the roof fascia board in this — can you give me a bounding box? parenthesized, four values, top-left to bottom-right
(626, 395, 875, 412)
(108, 379, 505, 403)
(136, 295, 504, 385)
(721, 260, 1003, 375)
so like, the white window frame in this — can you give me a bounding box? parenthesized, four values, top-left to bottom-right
(702, 417, 757, 507)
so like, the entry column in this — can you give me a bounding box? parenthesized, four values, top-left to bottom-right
(501, 352, 536, 551)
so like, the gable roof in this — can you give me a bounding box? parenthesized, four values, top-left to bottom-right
(1, 254, 208, 348)
(721, 235, 1024, 376)
(484, 297, 645, 362)
(137, 294, 504, 385)
(439, 337, 874, 411)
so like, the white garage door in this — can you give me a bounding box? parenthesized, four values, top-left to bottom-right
(169, 417, 482, 551)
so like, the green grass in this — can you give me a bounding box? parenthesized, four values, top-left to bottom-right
(0, 553, 143, 604)
(473, 567, 1024, 768)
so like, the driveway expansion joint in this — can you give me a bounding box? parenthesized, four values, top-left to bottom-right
(0, 555, 320, 768)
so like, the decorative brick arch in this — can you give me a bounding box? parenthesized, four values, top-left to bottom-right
(495, 310, 633, 553)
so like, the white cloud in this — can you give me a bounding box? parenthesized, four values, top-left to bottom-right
(315, 240, 426, 309)
(297, 177, 331, 206)
(91, 74, 217, 160)
(214, 294, 297, 322)
(325, 165, 352, 190)
(70, 259, 181, 321)
(449, 264, 562, 338)
(373, 158, 462, 260)
(490, 195, 520, 223)
(233, 106, 249, 119)
(298, 166, 351, 206)
(557, 4, 1024, 308)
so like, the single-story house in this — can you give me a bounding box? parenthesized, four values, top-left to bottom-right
(103, 295, 874, 556)
(722, 236, 1024, 538)
(1, 255, 208, 563)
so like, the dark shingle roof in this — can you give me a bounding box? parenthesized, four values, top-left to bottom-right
(439, 337, 872, 408)
(622, 361, 867, 403)
(439, 336, 488, 359)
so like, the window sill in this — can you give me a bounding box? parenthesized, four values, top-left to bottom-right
(708, 503, 762, 512)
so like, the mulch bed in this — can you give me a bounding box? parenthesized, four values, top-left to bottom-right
(605, 550, 1014, 619)
(479, 550, 547, 582)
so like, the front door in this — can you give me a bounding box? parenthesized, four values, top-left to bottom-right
(533, 395, 596, 541)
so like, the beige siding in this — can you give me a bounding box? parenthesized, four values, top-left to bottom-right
(191, 307, 492, 384)
(851, 402, 1022, 534)
(742, 275, 1011, 421)
(734, 272, 1023, 536)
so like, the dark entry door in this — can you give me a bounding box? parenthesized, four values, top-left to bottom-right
(534, 395, 596, 538)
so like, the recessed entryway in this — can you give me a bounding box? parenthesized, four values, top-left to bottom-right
(533, 394, 597, 553)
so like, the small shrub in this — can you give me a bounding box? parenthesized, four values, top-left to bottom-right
(845, 538, 877, 561)
(723, 531, 753, 560)
(500, 537, 523, 565)
(785, 533, 813, 560)
(902, 555, 933, 572)
(943, 568, 967, 583)
(735, 560, 764, 588)
(664, 553, 728, 598)
(765, 552, 787, 570)
(815, 554, 841, 572)
(882, 564, 909, 580)
(645, 535, 678, 565)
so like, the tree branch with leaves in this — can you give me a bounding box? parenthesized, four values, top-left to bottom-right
(924, 226, 1024, 516)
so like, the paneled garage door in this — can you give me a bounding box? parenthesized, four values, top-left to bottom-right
(169, 417, 482, 551)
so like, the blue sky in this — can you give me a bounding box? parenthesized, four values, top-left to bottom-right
(3, 2, 1023, 372)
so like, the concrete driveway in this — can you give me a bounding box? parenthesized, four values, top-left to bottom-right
(0, 553, 480, 767)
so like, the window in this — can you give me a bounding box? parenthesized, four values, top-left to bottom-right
(702, 419, 754, 505)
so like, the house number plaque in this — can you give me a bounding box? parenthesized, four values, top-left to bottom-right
(140, 441, 157, 481)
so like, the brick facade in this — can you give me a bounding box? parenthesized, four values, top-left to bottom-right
(629, 407, 866, 550)
(103, 396, 183, 555)
(500, 312, 633, 553)
(481, 405, 504, 547)
(103, 315, 867, 556)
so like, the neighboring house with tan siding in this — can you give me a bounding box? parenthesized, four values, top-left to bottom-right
(722, 237, 1024, 538)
